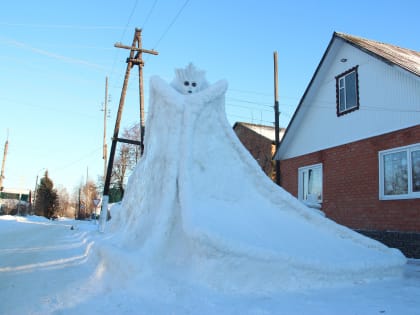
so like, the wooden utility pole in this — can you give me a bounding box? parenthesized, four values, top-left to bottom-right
(138, 45, 146, 154)
(99, 28, 158, 232)
(273, 51, 281, 185)
(102, 76, 109, 181)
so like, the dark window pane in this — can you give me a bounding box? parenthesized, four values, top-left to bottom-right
(302, 171, 308, 200)
(412, 150, 420, 192)
(345, 71, 357, 109)
(308, 167, 322, 202)
(383, 151, 408, 195)
(339, 89, 346, 112)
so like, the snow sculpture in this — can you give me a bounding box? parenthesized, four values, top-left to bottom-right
(111, 63, 405, 292)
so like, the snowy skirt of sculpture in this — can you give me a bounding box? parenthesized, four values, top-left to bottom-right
(111, 65, 405, 292)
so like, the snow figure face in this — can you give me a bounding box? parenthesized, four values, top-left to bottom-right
(171, 63, 209, 94)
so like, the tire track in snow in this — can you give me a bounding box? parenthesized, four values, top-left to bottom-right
(0, 220, 93, 273)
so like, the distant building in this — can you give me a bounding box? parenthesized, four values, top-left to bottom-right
(0, 187, 32, 215)
(233, 122, 285, 181)
(274, 32, 420, 257)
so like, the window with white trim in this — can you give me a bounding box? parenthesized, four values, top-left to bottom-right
(335, 66, 360, 116)
(379, 144, 420, 200)
(298, 163, 323, 203)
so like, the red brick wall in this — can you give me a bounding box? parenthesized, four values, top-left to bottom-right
(280, 125, 420, 232)
(234, 124, 275, 179)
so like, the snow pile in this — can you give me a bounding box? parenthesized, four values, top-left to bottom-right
(108, 65, 405, 293)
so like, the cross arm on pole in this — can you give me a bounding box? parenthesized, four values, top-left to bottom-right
(114, 43, 159, 56)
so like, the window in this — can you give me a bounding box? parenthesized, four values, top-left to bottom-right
(379, 144, 420, 200)
(335, 66, 360, 116)
(298, 163, 323, 203)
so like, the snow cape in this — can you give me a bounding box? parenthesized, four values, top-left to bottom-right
(109, 73, 406, 292)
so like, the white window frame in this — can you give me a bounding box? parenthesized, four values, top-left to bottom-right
(379, 143, 420, 200)
(298, 163, 323, 203)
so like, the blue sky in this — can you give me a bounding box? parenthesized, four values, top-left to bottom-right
(0, 0, 419, 193)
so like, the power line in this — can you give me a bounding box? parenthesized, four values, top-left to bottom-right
(229, 88, 271, 96)
(302, 101, 420, 113)
(141, 0, 159, 30)
(226, 102, 272, 112)
(1, 36, 105, 70)
(152, 0, 191, 49)
(361, 106, 420, 113)
(226, 112, 273, 125)
(109, 0, 140, 78)
(229, 88, 301, 103)
(51, 146, 102, 173)
(227, 97, 272, 108)
(0, 96, 99, 119)
(119, 0, 139, 42)
(0, 22, 125, 30)
(227, 97, 293, 111)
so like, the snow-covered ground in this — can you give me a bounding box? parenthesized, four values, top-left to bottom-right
(0, 215, 419, 315)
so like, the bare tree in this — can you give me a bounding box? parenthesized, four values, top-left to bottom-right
(124, 122, 142, 165)
(71, 179, 98, 220)
(111, 123, 141, 201)
(56, 186, 75, 218)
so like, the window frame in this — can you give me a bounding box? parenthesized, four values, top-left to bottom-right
(298, 163, 323, 203)
(378, 143, 420, 200)
(335, 66, 360, 116)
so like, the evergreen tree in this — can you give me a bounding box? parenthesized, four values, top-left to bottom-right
(34, 171, 59, 219)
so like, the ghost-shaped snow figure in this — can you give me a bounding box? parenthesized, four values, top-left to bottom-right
(170, 63, 209, 94)
(112, 64, 405, 293)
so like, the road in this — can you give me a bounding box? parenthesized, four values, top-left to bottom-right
(0, 218, 96, 315)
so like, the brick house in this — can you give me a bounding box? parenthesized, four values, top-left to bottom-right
(233, 122, 285, 180)
(274, 32, 420, 257)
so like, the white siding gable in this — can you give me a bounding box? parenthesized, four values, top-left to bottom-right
(278, 38, 420, 160)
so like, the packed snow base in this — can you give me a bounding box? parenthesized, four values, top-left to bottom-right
(108, 68, 405, 293)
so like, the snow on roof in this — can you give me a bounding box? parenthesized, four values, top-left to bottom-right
(1, 187, 31, 195)
(335, 32, 420, 77)
(234, 122, 285, 142)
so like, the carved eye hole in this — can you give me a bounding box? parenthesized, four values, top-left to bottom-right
(191, 82, 197, 87)
(184, 81, 190, 86)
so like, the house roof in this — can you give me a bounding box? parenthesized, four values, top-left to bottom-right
(335, 32, 420, 77)
(233, 122, 285, 143)
(274, 32, 420, 160)
(1, 187, 31, 195)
